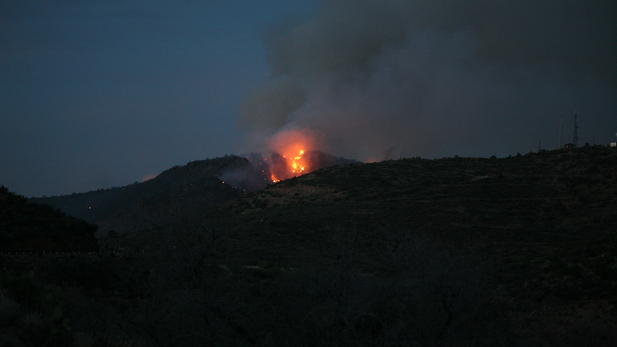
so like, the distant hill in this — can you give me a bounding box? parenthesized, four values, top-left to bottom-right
(0, 186, 98, 252)
(31, 155, 255, 235)
(215, 146, 617, 260)
(31, 152, 360, 235)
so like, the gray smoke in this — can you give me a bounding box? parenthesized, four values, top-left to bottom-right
(239, 0, 617, 160)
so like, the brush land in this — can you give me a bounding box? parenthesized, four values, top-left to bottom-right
(2, 146, 617, 346)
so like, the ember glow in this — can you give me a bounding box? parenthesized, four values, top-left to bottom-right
(290, 150, 305, 174)
(268, 149, 306, 184)
(257, 128, 319, 183)
(243, 138, 359, 189)
(246, 129, 355, 186)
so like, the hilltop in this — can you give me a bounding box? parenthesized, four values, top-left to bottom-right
(30, 155, 256, 235)
(32, 152, 359, 236)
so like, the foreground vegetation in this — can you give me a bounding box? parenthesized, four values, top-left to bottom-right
(0, 225, 543, 346)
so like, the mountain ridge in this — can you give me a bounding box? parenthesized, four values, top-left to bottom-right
(31, 152, 360, 235)
(30, 155, 253, 235)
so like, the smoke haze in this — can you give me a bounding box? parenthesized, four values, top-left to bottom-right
(239, 0, 617, 160)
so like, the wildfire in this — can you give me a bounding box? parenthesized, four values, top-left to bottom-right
(268, 149, 306, 184)
(291, 150, 305, 174)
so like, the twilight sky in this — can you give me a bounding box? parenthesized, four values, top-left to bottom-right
(1, 1, 312, 197)
(2, 0, 616, 198)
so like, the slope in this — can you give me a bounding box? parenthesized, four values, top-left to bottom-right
(0, 186, 98, 252)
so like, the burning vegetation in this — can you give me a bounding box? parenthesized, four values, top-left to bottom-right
(244, 150, 360, 188)
(270, 149, 306, 183)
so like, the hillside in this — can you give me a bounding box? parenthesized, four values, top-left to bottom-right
(30, 155, 255, 235)
(214, 146, 617, 263)
(209, 146, 617, 304)
(32, 152, 359, 235)
(0, 186, 98, 252)
(2, 146, 617, 346)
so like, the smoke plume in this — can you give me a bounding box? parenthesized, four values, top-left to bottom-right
(239, 0, 617, 160)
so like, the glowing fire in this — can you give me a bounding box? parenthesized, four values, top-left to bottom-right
(291, 150, 305, 174)
(268, 149, 306, 184)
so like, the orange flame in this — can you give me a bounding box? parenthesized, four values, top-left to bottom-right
(291, 150, 305, 174)
(267, 149, 307, 184)
(271, 174, 280, 183)
(266, 129, 319, 183)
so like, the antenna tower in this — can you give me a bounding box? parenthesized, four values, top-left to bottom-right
(573, 113, 579, 147)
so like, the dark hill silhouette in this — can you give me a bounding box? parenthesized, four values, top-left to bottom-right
(30, 155, 254, 235)
(0, 186, 98, 252)
(212, 146, 617, 270)
(31, 152, 359, 235)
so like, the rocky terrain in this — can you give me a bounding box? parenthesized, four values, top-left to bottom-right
(2, 146, 617, 346)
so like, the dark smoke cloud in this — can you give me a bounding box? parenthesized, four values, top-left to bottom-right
(239, 0, 617, 160)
